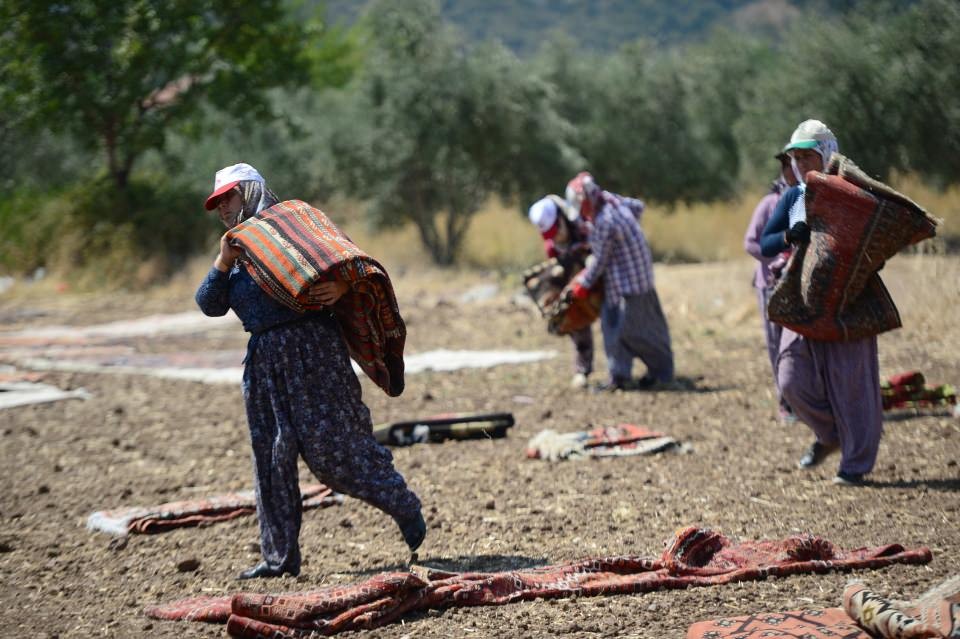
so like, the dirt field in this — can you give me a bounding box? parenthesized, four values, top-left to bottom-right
(1, 255, 958, 638)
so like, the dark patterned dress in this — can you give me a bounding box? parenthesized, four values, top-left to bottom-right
(196, 264, 422, 573)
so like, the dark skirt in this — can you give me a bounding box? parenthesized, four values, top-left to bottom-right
(242, 315, 421, 572)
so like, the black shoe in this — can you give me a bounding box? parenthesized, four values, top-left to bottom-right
(797, 441, 840, 469)
(592, 377, 630, 393)
(635, 375, 658, 390)
(237, 562, 298, 580)
(832, 471, 865, 486)
(399, 512, 426, 553)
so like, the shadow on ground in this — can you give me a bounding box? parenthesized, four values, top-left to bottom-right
(340, 553, 548, 578)
(866, 477, 960, 492)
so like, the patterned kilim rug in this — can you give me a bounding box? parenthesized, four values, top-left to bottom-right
(145, 526, 931, 637)
(227, 200, 405, 397)
(768, 154, 939, 342)
(525, 423, 678, 461)
(882, 371, 958, 412)
(373, 412, 515, 446)
(686, 576, 960, 639)
(686, 607, 868, 639)
(522, 258, 602, 335)
(844, 576, 960, 638)
(88, 484, 342, 536)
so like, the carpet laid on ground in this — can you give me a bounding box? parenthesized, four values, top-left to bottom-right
(686, 607, 867, 638)
(88, 484, 342, 536)
(882, 371, 957, 412)
(686, 575, 960, 639)
(525, 423, 678, 461)
(145, 526, 931, 637)
(0, 379, 91, 410)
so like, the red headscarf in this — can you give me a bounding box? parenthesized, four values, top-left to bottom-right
(565, 171, 601, 220)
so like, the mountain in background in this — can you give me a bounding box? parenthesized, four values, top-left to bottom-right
(321, 0, 916, 55)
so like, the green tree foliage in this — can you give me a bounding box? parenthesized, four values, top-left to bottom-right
(0, 0, 312, 191)
(884, 0, 960, 186)
(329, 0, 578, 265)
(736, 0, 960, 184)
(2, 0, 956, 277)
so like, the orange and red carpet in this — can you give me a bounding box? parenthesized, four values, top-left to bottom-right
(145, 526, 931, 637)
(687, 575, 959, 638)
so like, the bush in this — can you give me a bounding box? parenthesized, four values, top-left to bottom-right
(0, 175, 219, 287)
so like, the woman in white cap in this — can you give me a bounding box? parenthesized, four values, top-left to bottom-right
(195, 163, 425, 579)
(760, 120, 883, 486)
(528, 195, 595, 388)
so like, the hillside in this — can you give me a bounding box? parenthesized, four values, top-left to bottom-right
(323, 0, 918, 54)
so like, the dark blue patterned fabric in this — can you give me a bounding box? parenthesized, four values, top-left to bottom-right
(195, 265, 422, 573)
(196, 264, 327, 362)
(195, 264, 304, 334)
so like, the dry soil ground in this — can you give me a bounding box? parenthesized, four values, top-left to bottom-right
(0, 256, 958, 638)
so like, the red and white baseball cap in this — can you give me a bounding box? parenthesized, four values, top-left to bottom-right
(204, 163, 265, 210)
(528, 197, 560, 239)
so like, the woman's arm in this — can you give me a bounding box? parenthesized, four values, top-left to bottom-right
(760, 189, 797, 257)
(577, 212, 613, 290)
(195, 266, 231, 316)
(195, 233, 238, 316)
(745, 193, 776, 260)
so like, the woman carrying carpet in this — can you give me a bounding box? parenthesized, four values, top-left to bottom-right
(195, 163, 425, 579)
(760, 120, 883, 486)
(528, 194, 596, 389)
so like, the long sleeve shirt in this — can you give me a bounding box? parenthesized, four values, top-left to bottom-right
(577, 191, 654, 301)
(744, 190, 783, 288)
(195, 264, 328, 360)
(760, 186, 802, 257)
(543, 216, 590, 264)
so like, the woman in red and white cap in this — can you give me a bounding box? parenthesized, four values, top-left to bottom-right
(565, 172, 674, 391)
(196, 163, 425, 578)
(528, 194, 595, 388)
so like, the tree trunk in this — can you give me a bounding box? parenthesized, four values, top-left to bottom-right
(103, 127, 129, 192)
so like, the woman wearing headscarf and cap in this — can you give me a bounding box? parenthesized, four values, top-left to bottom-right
(195, 163, 425, 579)
(760, 120, 883, 486)
(528, 194, 595, 388)
(744, 151, 799, 422)
(566, 172, 675, 392)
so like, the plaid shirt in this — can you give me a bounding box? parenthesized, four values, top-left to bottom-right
(578, 191, 653, 301)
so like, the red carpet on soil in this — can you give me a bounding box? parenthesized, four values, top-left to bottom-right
(145, 526, 932, 637)
(88, 484, 342, 536)
(686, 576, 960, 639)
(686, 607, 868, 638)
(882, 371, 957, 411)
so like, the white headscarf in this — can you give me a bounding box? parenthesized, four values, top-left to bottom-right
(784, 121, 840, 226)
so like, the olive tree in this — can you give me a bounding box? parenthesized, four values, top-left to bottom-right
(329, 0, 578, 265)
(0, 0, 316, 192)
